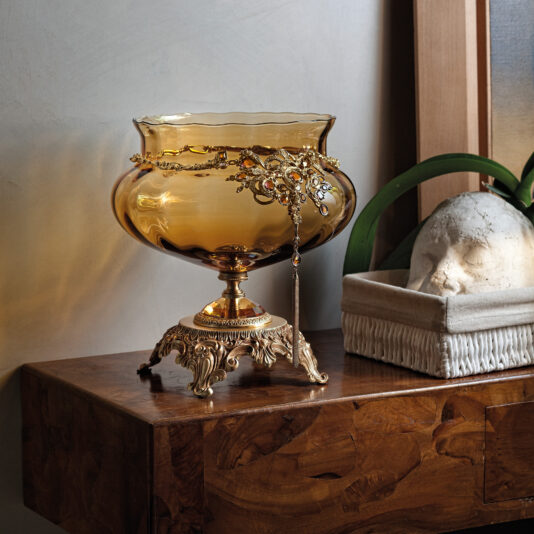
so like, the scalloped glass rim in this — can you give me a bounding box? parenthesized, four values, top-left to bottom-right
(133, 112, 335, 127)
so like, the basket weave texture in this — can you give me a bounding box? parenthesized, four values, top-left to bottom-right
(342, 270, 534, 378)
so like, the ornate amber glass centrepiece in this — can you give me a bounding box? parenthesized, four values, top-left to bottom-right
(112, 112, 356, 396)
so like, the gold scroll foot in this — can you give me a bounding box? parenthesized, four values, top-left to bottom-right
(137, 316, 328, 397)
(283, 327, 329, 385)
(137, 324, 177, 376)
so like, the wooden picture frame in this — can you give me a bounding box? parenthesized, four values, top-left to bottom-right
(414, 0, 491, 219)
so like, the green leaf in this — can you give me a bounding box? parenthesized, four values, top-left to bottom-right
(514, 167, 534, 207)
(377, 219, 427, 271)
(492, 179, 515, 197)
(521, 151, 534, 181)
(343, 153, 518, 275)
(483, 182, 512, 198)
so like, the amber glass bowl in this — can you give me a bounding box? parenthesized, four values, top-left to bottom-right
(112, 112, 356, 273)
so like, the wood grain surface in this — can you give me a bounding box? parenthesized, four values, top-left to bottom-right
(21, 330, 534, 533)
(203, 387, 534, 533)
(152, 423, 204, 533)
(21, 330, 534, 426)
(485, 400, 534, 503)
(22, 371, 150, 534)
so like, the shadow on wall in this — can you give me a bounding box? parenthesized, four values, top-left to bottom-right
(372, 0, 417, 267)
(300, 0, 416, 318)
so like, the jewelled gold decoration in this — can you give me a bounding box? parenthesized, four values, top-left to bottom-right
(226, 148, 336, 220)
(130, 145, 338, 367)
(138, 315, 329, 398)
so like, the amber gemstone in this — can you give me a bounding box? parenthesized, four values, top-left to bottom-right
(242, 158, 255, 168)
(199, 296, 266, 319)
(280, 194, 290, 205)
(264, 179, 275, 190)
(292, 252, 302, 266)
(319, 204, 329, 216)
(290, 171, 302, 182)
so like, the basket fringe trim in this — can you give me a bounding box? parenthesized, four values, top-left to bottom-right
(341, 312, 534, 378)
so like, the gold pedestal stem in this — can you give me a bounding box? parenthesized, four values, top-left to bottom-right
(219, 272, 247, 319)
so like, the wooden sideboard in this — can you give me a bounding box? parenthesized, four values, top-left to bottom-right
(21, 330, 534, 533)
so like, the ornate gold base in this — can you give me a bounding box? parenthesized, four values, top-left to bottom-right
(137, 315, 328, 397)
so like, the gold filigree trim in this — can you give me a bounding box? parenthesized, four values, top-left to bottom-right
(137, 315, 328, 397)
(193, 311, 272, 329)
(130, 145, 339, 171)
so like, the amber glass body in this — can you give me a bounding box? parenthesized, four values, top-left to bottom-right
(112, 113, 356, 274)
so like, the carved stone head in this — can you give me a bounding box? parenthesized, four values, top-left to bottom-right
(407, 192, 534, 295)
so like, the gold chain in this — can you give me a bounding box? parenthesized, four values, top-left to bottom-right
(130, 145, 339, 172)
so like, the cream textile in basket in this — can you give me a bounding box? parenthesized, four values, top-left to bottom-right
(341, 270, 534, 378)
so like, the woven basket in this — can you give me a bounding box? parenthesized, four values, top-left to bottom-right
(341, 270, 534, 378)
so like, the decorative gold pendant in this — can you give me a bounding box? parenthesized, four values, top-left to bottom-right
(137, 315, 328, 398)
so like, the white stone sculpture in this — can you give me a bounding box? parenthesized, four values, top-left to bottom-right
(407, 191, 534, 295)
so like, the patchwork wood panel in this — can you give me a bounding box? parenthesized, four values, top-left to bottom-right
(20, 330, 534, 533)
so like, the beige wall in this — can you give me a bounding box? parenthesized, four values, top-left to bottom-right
(0, 0, 396, 531)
